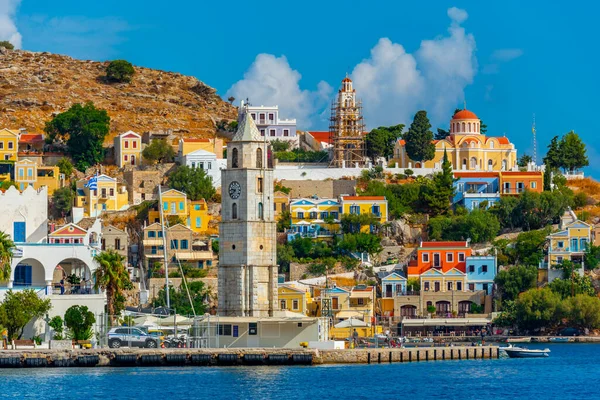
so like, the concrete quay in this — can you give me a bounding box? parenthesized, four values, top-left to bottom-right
(0, 346, 499, 368)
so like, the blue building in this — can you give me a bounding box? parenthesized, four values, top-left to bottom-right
(465, 256, 497, 295)
(381, 272, 407, 298)
(453, 173, 500, 210)
(242, 100, 298, 147)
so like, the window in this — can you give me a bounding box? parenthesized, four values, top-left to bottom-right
(258, 202, 264, 219)
(208, 162, 212, 169)
(558, 241, 564, 248)
(422, 253, 429, 263)
(309, 212, 317, 219)
(196, 217, 201, 228)
(332, 297, 339, 309)
(280, 299, 287, 309)
(0, 142, 3, 149)
(181, 239, 188, 250)
(260, 129, 265, 136)
(249, 323, 258, 335)
(350, 205, 360, 215)
(424, 282, 430, 291)
(283, 129, 289, 137)
(101, 238, 106, 250)
(124, 140, 129, 149)
(171, 202, 176, 214)
(372, 205, 380, 216)
(256, 148, 263, 168)
(179, 202, 184, 211)
(109, 188, 114, 197)
(232, 148, 239, 168)
(531, 181, 537, 189)
(199, 162, 204, 170)
(269, 129, 276, 137)
(115, 238, 121, 250)
(218, 324, 232, 336)
(257, 177, 263, 193)
(133, 141, 137, 149)
(292, 299, 299, 310)
(251, 113, 256, 120)
(268, 113, 274, 121)
(18, 168, 23, 178)
(457, 282, 462, 291)
(124, 155, 128, 161)
(151, 246, 157, 255)
(171, 239, 178, 249)
(448, 282, 453, 291)
(482, 265, 488, 273)
(468, 265, 475, 273)
(259, 113, 265, 121)
(101, 188, 107, 198)
(232, 203, 238, 219)
(446, 253, 454, 262)
(191, 162, 195, 168)
(27, 168, 33, 178)
(557, 256, 563, 263)
(158, 231, 163, 238)
(469, 283, 475, 291)
(320, 212, 328, 219)
(330, 211, 338, 219)
(297, 212, 304, 219)
(8, 141, 13, 149)
(357, 298, 365, 306)
(458, 253, 465, 262)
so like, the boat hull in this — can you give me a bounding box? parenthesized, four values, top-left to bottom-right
(504, 349, 550, 358)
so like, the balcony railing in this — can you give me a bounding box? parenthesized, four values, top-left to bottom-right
(502, 188, 525, 194)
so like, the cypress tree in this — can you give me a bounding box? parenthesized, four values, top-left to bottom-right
(404, 110, 435, 163)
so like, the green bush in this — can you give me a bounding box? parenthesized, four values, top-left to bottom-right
(275, 149, 328, 163)
(106, 60, 135, 83)
(0, 41, 14, 50)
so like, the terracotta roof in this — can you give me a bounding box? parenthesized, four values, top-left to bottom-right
(420, 241, 468, 248)
(397, 139, 406, 146)
(342, 77, 352, 83)
(341, 196, 385, 201)
(19, 134, 44, 143)
(122, 133, 139, 139)
(452, 109, 479, 120)
(183, 138, 211, 143)
(307, 131, 332, 144)
(454, 172, 499, 178)
(489, 137, 510, 145)
(500, 171, 543, 176)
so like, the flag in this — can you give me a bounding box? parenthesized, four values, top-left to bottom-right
(85, 173, 98, 190)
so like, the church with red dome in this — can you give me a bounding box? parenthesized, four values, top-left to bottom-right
(393, 108, 518, 171)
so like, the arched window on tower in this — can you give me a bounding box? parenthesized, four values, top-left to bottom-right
(462, 122, 466, 132)
(470, 157, 477, 170)
(468, 122, 471, 132)
(488, 159, 493, 171)
(256, 147, 263, 168)
(232, 148, 239, 168)
(232, 203, 238, 219)
(477, 123, 480, 133)
(502, 159, 507, 171)
(258, 202, 264, 220)
(462, 158, 467, 170)
(489, 141, 495, 149)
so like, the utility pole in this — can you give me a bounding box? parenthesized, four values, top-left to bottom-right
(158, 184, 170, 311)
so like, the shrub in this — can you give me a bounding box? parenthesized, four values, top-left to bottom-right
(0, 41, 14, 50)
(106, 60, 135, 83)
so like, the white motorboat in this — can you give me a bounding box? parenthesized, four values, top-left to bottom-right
(502, 344, 550, 358)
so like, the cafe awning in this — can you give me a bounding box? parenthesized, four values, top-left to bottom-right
(402, 318, 490, 327)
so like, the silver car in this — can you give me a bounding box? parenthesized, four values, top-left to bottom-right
(107, 327, 159, 348)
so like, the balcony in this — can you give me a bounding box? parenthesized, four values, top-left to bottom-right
(143, 239, 164, 246)
(175, 250, 213, 261)
(502, 188, 525, 195)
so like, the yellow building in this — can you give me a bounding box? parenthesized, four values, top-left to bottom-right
(288, 197, 341, 239)
(148, 188, 188, 224)
(274, 191, 290, 217)
(75, 174, 129, 217)
(178, 138, 224, 159)
(114, 131, 142, 168)
(546, 220, 591, 266)
(188, 199, 210, 234)
(278, 285, 310, 315)
(14, 158, 63, 194)
(340, 195, 388, 233)
(0, 128, 18, 161)
(393, 109, 518, 171)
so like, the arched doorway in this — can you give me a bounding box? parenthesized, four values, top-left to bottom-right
(458, 300, 472, 316)
(12, 258, 45, 288)
(400, 305, 417, 318)
(436, 301, 451, 317)
(53, 258, 94, 295)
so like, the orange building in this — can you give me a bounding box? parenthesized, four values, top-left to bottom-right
(499, 171, 543, 195)
(407, 241, 472, 276)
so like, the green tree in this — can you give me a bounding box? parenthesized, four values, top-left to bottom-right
(0, 289, 51, 339)
(0, 41, 14, 50)
(106, 60, 135, 83)
(44, 102, 110, 171)
(404, 111, 435, 163)
(494, 265, 538, 303)
(543, 136, 562, 170)
(52, 187, 74, 217)
(548, 275, 595, 299)
(554, 259, 581, 281)
(518, 154, 532, 168)
(270, 139, 291, 152)
(153, 281, 208, 316)
(340, 213, 378, 234)
(512, 228, 551, 266)
(49, 316, 65, 340)
(277, 210, 291, 232)
(168, 165, 215, 201)
(142, 139, 176, 163)
(365, 124, 404, 162)
(558, 131, 588, 173)
(277, 243, 295, 272)
(0, 231, 15, 282)
(585, 244, 600, 270)
(434, 128, 450, 141)
(406, 278, 420, 292)
(56, 157, 74, 177)
(423, 149, 454, 215)
(560, 294, 600, 330)
(338, 233, 382, 257)
(308, 257, 336, 276)
(64, 305, 96, 340)
(93, 250, 133, 318)
(514, 288, 561, 332)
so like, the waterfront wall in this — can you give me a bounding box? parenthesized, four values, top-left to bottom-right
(0, 346, 499, 368)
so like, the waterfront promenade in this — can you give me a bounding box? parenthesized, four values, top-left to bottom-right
(0, 346, 499, 367)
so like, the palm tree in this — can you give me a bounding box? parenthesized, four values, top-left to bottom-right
(0, 231, 15, 282)
(93, 250, 132, 319)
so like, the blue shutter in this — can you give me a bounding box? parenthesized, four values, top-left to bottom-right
(13, 222, 25, 242)
(25, 265, 32, 286)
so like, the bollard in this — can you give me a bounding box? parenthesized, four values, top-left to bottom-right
(451, 349, 454, 360)
(400, 352, 403, 363)
(367, 353, 371, 364)
(389, 352, 392, 363)
(409, 351, 412, 362)
(378, 353, 381, 364)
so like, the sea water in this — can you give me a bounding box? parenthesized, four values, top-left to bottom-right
(0, 344, 595, 399)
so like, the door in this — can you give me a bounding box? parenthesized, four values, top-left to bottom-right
(385, 284, 393, 298)
(434, 281, 441, 292)
(332, 297, 339, 310)
(131, 155, 135, 165)
(433, 253, 441, 268)
(13, 222, 25, 243)
(14, 265, 32, 286)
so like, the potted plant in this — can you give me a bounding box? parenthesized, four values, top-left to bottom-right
(427, 305, 436, 317)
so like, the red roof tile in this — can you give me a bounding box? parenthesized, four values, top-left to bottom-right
(307, 131, 332, 144)
(452, 109, 479, 120)
(454, 172, 499, 178)
(421, 241, 468, 248)
(183, 138, 211, 143)
(341, 196, 385, 201)
(122, 133, 140, 139)
(19, 134, 44, 143)
(487, 136, 510, 145)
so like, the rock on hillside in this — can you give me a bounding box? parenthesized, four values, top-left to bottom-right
(0, 48, 237, 140)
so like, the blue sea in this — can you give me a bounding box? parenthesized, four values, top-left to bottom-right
(0, 344, 595, 399)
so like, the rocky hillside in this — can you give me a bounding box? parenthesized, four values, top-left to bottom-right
(0, 48, 237, 141)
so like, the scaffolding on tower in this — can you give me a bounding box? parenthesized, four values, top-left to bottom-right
(328, 80, 367, 168)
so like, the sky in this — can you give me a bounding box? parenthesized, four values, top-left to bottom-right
(2, 0, 598, 175)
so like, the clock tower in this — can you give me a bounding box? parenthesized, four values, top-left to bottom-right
(218, 107, 278, 317)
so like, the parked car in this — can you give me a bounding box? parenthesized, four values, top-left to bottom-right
(107, 327, 159, 348)
(557, 327, 582, 337)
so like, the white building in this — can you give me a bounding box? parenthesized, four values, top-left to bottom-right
(182, 149, 227, 188)
(241, 100, 298, 148)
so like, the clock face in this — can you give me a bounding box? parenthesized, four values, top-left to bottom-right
(229, 181, 242, 199)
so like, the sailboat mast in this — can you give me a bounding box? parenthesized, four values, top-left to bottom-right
(158, 184, 170, 311)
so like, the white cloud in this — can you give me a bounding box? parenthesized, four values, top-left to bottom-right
(226, 54, 330, 128)
(0, 0, 22, 48)
(491, 48, 523, 62)
(351, 7, 477, 127)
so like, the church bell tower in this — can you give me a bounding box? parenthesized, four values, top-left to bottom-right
(218, 106, 278, 317)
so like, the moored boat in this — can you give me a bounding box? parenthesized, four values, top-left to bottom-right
(507, 337, 531, 343)
(549, 337, 570, 343)
(503, 345, 550, 358)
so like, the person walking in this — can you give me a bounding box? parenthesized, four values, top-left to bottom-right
(352, 329, 359, 348)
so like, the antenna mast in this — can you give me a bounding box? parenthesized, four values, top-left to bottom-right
(532, 114, 537, 165)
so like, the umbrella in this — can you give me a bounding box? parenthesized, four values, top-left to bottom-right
(334, 317, 368, 328)
(155, 315, 193, 326)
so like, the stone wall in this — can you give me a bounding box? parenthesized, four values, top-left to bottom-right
(280, 179, 357, 199)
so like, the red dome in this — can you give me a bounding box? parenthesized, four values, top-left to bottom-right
(453, 109, 478, 120)
(342, 77, 352, 83)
